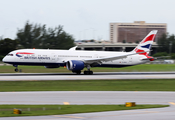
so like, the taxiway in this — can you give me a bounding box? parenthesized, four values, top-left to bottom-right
(0, 91, 175, 120)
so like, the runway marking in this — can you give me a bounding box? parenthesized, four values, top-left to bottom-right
(169, 102, 175, 105)
(63, 102, 70, 105)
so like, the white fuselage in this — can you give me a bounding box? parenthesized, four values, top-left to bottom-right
(3, 49, 148, 68)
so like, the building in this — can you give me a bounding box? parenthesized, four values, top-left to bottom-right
(110, 21, 167, 43)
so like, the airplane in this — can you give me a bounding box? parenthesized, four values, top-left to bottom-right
(2, 30, 157, 75)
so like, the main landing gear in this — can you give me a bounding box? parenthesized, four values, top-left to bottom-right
(84, 65, 93, 75)
(72, 65, 93, 75)
(84, 70, 93, 75)
(73, 70, 93, 75)
(13, 65, 18, 72)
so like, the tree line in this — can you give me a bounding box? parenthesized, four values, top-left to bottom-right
(153, 33, 175, 59)
(0, 21, 75, 60)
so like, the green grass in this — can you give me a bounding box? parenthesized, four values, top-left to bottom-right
(1, 79, 175, 91)
(1, 64, 175, 73)
(0, 104, 169, 117)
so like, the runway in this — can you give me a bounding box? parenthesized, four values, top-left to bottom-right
(0, 91, 175, 120)
(1, 72, 175, 81)
(0, 72, 175, 119)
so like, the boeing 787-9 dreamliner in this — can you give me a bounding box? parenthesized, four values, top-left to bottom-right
(3, 30, 157, 75)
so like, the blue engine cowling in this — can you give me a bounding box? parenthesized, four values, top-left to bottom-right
(66, 60, 84, 71)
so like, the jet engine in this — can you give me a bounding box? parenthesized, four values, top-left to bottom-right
(66, 60, 84, 71)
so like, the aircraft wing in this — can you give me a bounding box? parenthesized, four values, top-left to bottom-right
(83, 51, 148, 64)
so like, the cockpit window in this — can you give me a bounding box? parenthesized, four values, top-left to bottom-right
(7, 54, 13, 56)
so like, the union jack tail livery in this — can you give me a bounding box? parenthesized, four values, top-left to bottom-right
(133, 30, 158, 61)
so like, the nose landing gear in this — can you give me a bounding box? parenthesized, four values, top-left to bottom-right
(13, 65, 18, 72)
(15, 68, 18, 72)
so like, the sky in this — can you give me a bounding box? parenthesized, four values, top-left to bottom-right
(0, 0, 175, 40)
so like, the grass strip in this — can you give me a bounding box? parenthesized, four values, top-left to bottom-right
(0, 104, 169, 117)
(1, 79, 175, 91)
(1, 64, 175, 73)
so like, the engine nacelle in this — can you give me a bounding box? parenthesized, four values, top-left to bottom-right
(44, 65, 60, 68)
(66, 60, 84, 71)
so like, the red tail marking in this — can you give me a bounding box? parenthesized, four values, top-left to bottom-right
(135, 48, 154, 61)
(135, 48, 148, 56)
(146, 56, 154, 61)
(141, 34, 155, 43)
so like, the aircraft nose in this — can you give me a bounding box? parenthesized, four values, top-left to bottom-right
(2, 56, 7, 62)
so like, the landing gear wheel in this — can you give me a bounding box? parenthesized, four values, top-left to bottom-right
(15, 68, 18, 72)
(84, 71, 88, 75)
(76, 71, 81, 75)
(84, 71, 93, 75)
(73, 70, 81, 75)
(89, 71, 93, 75)
(84, 65, 93, 75)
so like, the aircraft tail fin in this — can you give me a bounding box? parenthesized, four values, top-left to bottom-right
(133, 30, 158, 56)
